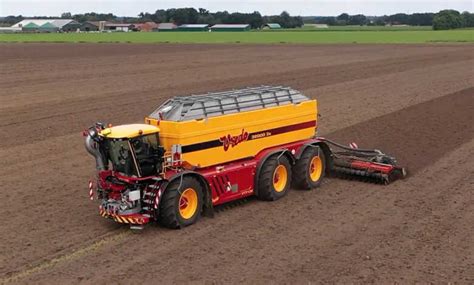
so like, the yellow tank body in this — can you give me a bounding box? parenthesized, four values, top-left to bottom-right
(145, 86, 317, 168)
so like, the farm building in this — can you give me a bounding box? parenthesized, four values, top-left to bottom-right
(210, 24, 250, 31)
(304, 24, 329, 29)
(21, 22, 40, 32)
(79, 21, 132, 32)
(52, 19, 81, 32)
(38, 22, 59, 33)
(12, 19, 80, 32)
(133, 22, 158, 32)
(177, 24, 209, 31)
(154, 23, 178, 31)
(80, 21, 100, 32)
(263, 23, 281, 29)
(0, 27, 22, 33)
(104, 23, 133, 32)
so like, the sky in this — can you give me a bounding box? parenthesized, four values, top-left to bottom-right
(0, 0, 472, 17)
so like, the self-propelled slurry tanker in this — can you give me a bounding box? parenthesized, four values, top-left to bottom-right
(84, 86, 406, 230)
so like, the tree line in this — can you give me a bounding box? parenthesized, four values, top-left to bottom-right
(137, 9, 303, 28)
(1, 8, 472, 30)
(308, 10, 474, 29)
(0, 9, 304, 29)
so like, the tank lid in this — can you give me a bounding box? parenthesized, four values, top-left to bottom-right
(149, 86, 309, 122)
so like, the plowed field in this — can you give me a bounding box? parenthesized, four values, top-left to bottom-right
(1, 43, 473, 283)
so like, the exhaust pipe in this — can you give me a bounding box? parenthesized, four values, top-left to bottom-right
(84, 127, 107, 171)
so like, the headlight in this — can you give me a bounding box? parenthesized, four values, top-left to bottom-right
(128, 190, 141, 202)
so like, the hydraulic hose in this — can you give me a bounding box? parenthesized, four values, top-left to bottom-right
(317, 137, 383, 155)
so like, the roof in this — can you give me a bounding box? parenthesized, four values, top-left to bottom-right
(0, 27, 22, 32)
(99, 124, 160, 139)
(149, 86, 309, 122)
(178, 24, 209, 28)
(39, 22, 58, 29)
(84, 21, 102, 27)
(211, 24, 250, 29)
(265, 23, 281, 28)
(51, 19, 79, 27)
(23, 22, 39, 28)
(105, 23, 133, 27)
(13, 19, 50, 27)
(134, 22, 159, 28)
(157, 23, 177, 29)
(12, 19, 78, 28)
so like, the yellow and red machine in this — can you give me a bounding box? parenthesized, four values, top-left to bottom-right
(84, 86, 405, 230)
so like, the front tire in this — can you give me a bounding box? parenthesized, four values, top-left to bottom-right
(257, 155, 292, 201)
(159, 176, 203, 229)
(292, 146, 325, 190)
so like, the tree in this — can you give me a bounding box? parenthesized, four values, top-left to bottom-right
(408, 13, 434, 26)
(198, 8, 209, 15)
(154, 9, 167, 23)
(263, 11, 302, 28)
(374, 16, 387, 26)
(388, 13, 409, 24)
(166, 8, 198, 25)
(315, 16, 336, 25)
(433, 10, 464, 30)
(138, 12, 154, 21)
(72, 12, 117, 23)
(348, 14, 367, 25)
(462, 11, 474, 27)
(61, 12, 72, 19)
(248, 11, 263, 29)
(0, 15, 24, 26)
(197, 13, 215, 24)
(337, 13, 349, 22)
(279, 11, 291, 27)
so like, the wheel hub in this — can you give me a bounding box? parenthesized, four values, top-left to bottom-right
(178, 188, 198, 219)
(309, 156, 322, 182)
(273, 165, 288, 193)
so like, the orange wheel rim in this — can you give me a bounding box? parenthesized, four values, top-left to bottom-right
(273, 165, 288, 192)
(309, 156, 323, 182)
(179, 188, 198, 219)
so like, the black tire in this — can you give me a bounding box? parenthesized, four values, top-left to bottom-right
(292, 146, 326, 190)
(257, 155, 292, 201)
(159, 176, 203, 229)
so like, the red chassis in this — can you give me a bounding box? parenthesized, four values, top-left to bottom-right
(91, 137, 405, 228)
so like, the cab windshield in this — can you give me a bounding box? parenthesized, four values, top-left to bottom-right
(104, 133, 161, 177)
(106, 139, 137, 176)
(129, 134, 160, 177)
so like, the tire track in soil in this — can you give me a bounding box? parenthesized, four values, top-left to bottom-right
(6, 87, 473, 284)
(292, 141, 474, 283)
(0, 231, 130, 284)
(0, 50, 470, 148)
(2, 49, 469, 120)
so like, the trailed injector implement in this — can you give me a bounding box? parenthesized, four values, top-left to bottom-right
(319, 138, 406, 184)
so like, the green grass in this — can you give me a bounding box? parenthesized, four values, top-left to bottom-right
(0, 30, 473, 44)
(298, 25, 434, 31)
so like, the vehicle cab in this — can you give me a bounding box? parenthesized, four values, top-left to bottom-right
(95, 123, 163, 177)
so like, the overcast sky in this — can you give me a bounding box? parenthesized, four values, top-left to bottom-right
(1, 0, 472, 17)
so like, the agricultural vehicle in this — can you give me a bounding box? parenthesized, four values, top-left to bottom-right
(84, 86, 406, 230)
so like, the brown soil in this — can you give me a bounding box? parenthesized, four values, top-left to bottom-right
(0, 43, 473, 284)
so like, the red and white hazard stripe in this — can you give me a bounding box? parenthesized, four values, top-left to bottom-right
(349, 142, 358, 149)
(154, 188, 163, 209)
(88, 180, 94, 200)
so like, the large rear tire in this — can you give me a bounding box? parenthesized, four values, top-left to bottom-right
(257, 155, 292, 201)
(159, 176, 203, 229)
(292, 146, 325, 190)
